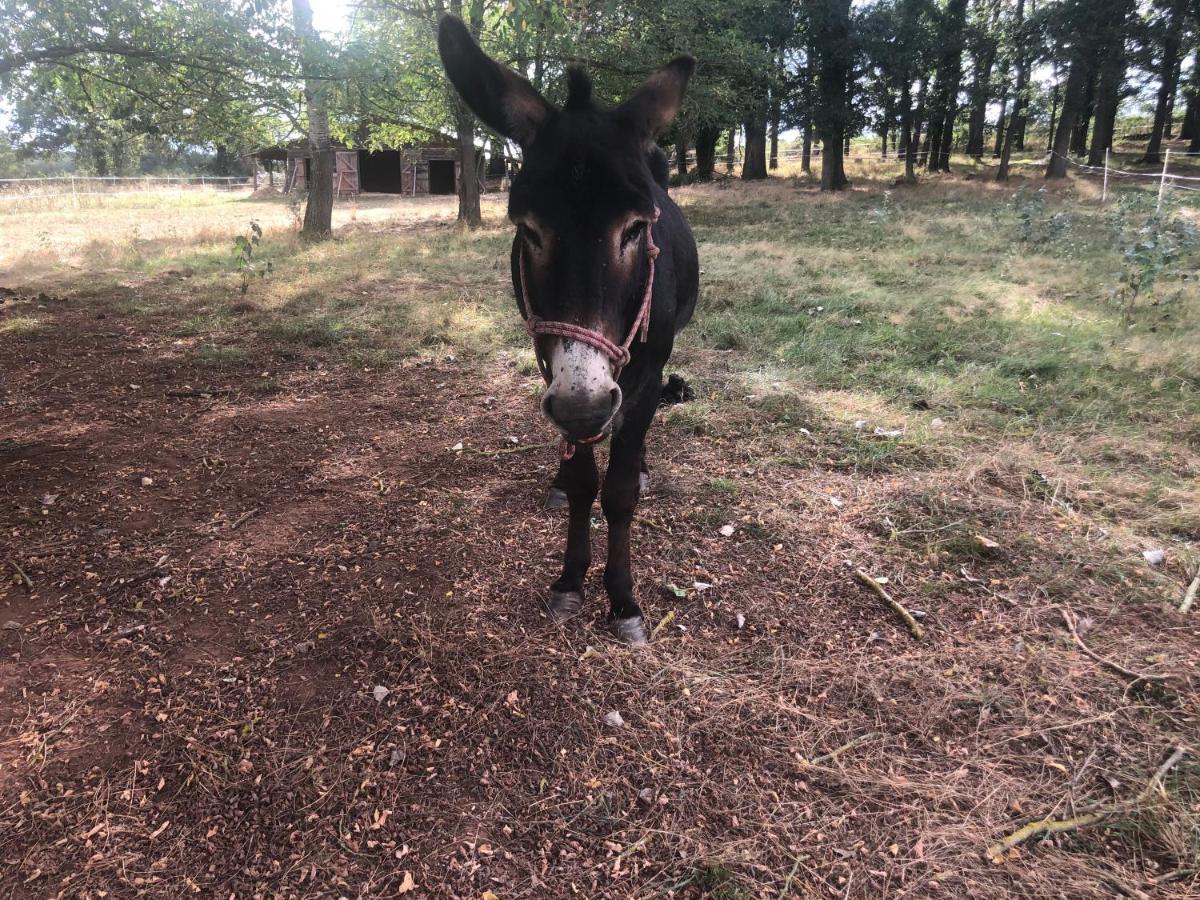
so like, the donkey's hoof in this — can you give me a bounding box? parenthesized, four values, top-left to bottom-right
(543, 487, 569, 511)
(546, 590, 585, 623)
(609, 616, 649, 647)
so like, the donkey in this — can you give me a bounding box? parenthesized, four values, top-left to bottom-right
(438, 16, 699, 645)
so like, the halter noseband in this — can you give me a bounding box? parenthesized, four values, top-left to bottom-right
(517, 206, 661, 379)
(515, 206, 662, 461)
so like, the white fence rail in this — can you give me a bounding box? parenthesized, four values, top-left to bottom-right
(0, 175, 254, 203)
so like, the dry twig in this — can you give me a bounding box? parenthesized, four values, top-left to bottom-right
(805, 731, 883, 766)
(6, 558, 33, 590)
(1060, 608, 1169, 685)
(229, 507, 261, 530)
(853, 567, 924, 639)
(986, 745, 1189, 863)
(1180, 572, 1199, 614)
(649, 610, 676, 640)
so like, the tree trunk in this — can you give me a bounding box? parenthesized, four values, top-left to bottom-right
(675, 135, 688, 180)
(1046, 58, 1089, 178)
(802, 120, 812, 174)
(1071, 67, 1097, 156)
(911, 77, 928, 170)
(938, 106, 956, 171)
(769, 62, 781, 170)
(1164, 53, 1182, 138)
(725, 126, 737, 173)
(453, 104, 482, 226)
(742, 115, 768, 180)
(293, 0, 333, 240)
(695, 126, 720, 180)
(925, 109, 942, 172)
(1144, 0, 1187, 164)
(809, 0, 853, 191)
(899, 79, 916, 182)
(997, 0, 1027, 182)
(967, 56, 997, 158)
(821, 134, 847, 190)
(926, 0, 969, 173)
(1088, 32, 1129, 165)
(1047, 64, 1060, 153)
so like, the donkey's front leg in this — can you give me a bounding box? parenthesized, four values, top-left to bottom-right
(602, 390, 659, 645)
(546, 446, 599, 622)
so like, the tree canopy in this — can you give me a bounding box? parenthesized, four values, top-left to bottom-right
(4, 0, 1198, 225)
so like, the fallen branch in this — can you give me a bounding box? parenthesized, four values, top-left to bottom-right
(6, 558, 33, 591)
(228, 507, 261, 530)
(852, 568, 924, 639)
(986, 745, 1188, 863)
(1060, 608, 1169, 685)
(804, 731, 883, 767)
(1180, 572, 1199, 614)
(167, 388, 235, 398)
(650, 610, 676, 640)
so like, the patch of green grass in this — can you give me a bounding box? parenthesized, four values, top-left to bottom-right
(708, 477, 739, 494)
(0, 316, 44, 335)
(260, 314, 357, 347)
(195, 343, 249, 368)
(664, 402, 713, 435)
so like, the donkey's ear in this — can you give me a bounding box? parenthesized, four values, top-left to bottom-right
(616, 56, 696, 143)
(438, 15, 552, 147)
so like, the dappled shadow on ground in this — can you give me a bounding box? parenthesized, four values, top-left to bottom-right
(1, 276, 1197, 897)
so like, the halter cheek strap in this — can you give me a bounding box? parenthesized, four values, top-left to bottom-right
(517, 206, 661, 382)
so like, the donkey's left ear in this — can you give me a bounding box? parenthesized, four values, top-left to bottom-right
(616, 56, 696, 143)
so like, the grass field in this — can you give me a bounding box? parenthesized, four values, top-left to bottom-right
(2, 156, 1198, 897)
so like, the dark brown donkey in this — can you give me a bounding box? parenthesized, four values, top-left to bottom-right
(438, 17, 699, 644)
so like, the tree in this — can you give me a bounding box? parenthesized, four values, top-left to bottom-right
(925, 0, 969, 173)
(997, 0, 1029, 181)
(965, 0, 1003, 160)
(804, 0, 855, 191)
(294, 0, 334, 239)
(1142, 0, 1191, 164)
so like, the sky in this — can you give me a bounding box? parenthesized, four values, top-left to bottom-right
(310, 0, 355, 36)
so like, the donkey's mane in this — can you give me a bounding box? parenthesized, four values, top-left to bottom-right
(564, 66, 593, 111)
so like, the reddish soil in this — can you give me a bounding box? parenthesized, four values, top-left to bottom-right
(1, 285, 1197, 898)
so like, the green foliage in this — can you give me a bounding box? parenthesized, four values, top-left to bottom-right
(231, 221, 271, 295)
(1107, 206, 1199, 324)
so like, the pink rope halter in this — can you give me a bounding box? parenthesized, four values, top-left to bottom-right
(517, 206, 661, 377)
(516, 207, 662, 460)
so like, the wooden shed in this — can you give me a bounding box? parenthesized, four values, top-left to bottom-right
(249, 135, 462, 197)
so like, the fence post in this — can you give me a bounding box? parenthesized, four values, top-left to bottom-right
(1156, 148, 1170, 214)
(70, 175, 77, 207)
(1102, 148, 1109, 204)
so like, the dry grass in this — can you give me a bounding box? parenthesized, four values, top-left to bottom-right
(1, 165, 1198, 897)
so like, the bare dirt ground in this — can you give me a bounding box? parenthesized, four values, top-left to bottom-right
(2, 199, 1198, 898)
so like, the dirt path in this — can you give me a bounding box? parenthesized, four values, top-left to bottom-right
(1, 289, 1196, 898)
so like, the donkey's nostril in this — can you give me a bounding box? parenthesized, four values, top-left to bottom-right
(609, 387, 622, 413)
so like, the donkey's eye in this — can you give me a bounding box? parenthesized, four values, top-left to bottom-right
(620, 222, 644, 251)
(522, 224, 543, 250)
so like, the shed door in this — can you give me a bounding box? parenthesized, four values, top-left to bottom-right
(428, 159, 456, 195)
(335, 151, 359, 194)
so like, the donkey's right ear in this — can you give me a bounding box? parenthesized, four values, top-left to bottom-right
(438, 15, 552, 147)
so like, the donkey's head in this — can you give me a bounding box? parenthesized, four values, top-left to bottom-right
(438, 16, 693, 443)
